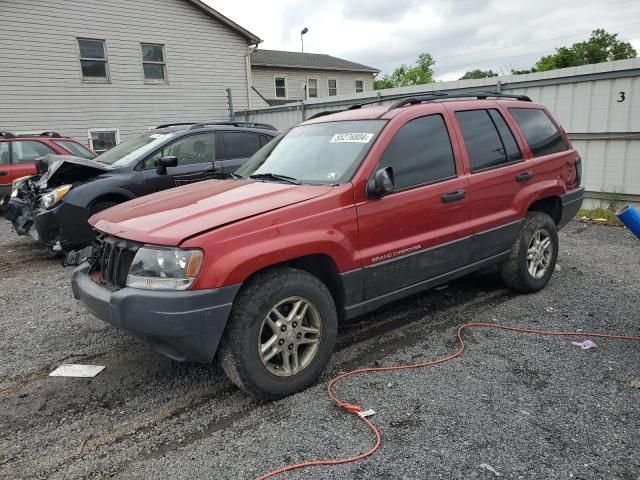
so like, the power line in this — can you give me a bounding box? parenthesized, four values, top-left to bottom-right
(433, 20, 640, 61)
(435, 34, 640, 73)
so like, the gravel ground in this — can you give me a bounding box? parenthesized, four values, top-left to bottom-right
(0, 219, 638, 480)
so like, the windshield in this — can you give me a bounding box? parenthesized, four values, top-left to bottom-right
(93, 131, 176, 166)
(235, 120, 386, 185)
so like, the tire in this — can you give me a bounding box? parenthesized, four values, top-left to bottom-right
(218, 267, 338, 400)
(90, 201, 118, 215)
(499, 212, 559, 293)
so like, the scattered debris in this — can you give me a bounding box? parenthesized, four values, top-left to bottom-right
(571, 340, 597, 350)
(554, 263, 561, 272)
(479, 463, 501, 476)
(628, 379, 640, 389)
(594, 218, 607, 222)
(49, 364, 105, 378)
(546, 307, 556, 312)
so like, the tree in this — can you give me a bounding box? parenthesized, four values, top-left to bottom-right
(513, 29, 637, 74)
(374, 53, 435, 89)
(459, 69, 498, 80)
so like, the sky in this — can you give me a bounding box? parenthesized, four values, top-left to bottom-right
(207, 0, 640, 81)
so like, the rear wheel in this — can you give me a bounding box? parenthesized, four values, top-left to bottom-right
(500, 212, 558, 293)
(218, 267, 337, 400)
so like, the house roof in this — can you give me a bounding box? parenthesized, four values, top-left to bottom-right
(184, 0, 261, 44)
(251, 49, 379, 73)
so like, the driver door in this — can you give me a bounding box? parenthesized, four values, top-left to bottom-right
(141, 133, 221, 193)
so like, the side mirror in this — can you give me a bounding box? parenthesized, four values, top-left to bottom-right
(156, 155, 178, 175)
(367, 167, 394, 198)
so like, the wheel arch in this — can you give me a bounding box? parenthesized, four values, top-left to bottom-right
(527, 195, 562, 225)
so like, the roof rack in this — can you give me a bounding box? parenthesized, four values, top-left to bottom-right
(0, 131, 15, 139)
(155, 122, 198, 129)
(388, 91, 532, 109)
(307, 110, 348, 120)
(348, 91, 531, 111)
(37, 131, 62, 138)
(189, 121, 278, 131)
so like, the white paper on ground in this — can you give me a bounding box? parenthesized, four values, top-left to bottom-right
(49, 364, 105, 378)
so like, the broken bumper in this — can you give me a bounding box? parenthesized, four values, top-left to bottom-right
(71, 264, 241, 363)
(0, 195, 36, 237)
(33, 201, 94, 250)
(558, 187, 584, 229)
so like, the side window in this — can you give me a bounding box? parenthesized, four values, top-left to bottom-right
(509, 108, 568, 157)
(455, 109, 514, 172)
(11, 141, 55, 163)
(0, 143, 9, 164)
(378, 114, 456, 190)
(488, 110, 522, 162)
(219, 132, 262, 159)
(147, 133, 215, 168)
(259, 135, 272, 147)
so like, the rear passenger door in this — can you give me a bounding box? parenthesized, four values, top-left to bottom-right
(216, 131, 265, 174)
(356, 111, 471, 300)
(450, 107, 530, 262)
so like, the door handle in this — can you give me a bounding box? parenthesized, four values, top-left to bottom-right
(441, 189, 466, 203)
(515, 171, 535, 182)
(0, 171, 7, 177)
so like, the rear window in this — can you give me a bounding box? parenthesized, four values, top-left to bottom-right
(53, 140, 96, 159)
(508, 108, 568, 157)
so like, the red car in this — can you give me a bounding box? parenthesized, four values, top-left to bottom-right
(0, 131, 95, 197)
(72, 92, 584, 399)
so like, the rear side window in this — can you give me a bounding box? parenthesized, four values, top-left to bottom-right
(11, 141, 55, 163)
(508, 108, 568, 157)
(378, 114, 456, 190)
(455, 109, 521, 172)
(0, 143, 9, 164)
(218, 132, 262, 159)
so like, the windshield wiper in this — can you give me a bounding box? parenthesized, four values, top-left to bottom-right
(229, 172, 243, 179)
(249, 173, 300, 185)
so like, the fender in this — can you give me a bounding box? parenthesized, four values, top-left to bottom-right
(516, 179, 565, 216)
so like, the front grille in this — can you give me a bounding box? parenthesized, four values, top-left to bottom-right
(90, 235, 139, 290)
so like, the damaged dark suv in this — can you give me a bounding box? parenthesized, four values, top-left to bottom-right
(1, 122, 278, 254)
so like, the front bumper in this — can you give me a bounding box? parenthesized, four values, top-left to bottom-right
(0, 195, 36, 237)
(71, 264, 241, 363)
(558, 187, 584, 229)
(34, 201, 94, 250)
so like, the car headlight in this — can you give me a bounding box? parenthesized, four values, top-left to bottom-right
(41, 184, 72, 209)
(126, 246, 204, 290)
(11, 176, 33, 197)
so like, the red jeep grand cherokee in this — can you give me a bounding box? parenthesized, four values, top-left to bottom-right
(0, 131, 95, 197)
(72, 92, 584, 399)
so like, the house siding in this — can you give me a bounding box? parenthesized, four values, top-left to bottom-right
(0, 0, 251, 146)
(251, 67, 375, 102)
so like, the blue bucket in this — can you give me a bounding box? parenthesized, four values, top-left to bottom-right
(616, 204, 640, 239)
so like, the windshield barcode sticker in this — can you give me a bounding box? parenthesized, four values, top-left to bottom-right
(330, 133, 374, 143)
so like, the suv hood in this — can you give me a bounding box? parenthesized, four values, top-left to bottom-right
(91, 179, 333, 245)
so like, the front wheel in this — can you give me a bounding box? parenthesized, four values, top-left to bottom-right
(500, 212, 559, 293)
(218, 267, 337, 400)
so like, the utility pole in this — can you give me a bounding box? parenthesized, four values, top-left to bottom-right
(301, 27, 308, 53)
(226, 88, 235, 122)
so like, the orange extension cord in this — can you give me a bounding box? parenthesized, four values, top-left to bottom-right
(257, 322, 640, 480)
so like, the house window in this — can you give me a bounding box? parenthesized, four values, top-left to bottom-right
(141, 43, 166, 81)
(307, 78, 318, 98)
(88, 129, 119, 154)
(275, 77, 287, 98)
(355, 80, 364, 93)
(78, 38, 108, 79)
(328, 79, 337, 96)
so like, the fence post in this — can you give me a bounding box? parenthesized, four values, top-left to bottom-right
(496, 80, 502, 93)
(226, 88, 235, 121)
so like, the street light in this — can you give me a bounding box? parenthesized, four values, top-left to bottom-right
(301, 27, 308, 53)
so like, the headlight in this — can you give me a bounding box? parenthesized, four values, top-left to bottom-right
(41, 184, 71, 209)
(126, 246, 204, 290)
(11, 176, 33, 197)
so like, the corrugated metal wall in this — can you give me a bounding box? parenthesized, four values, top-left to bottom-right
(239, 58, 640, 202)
